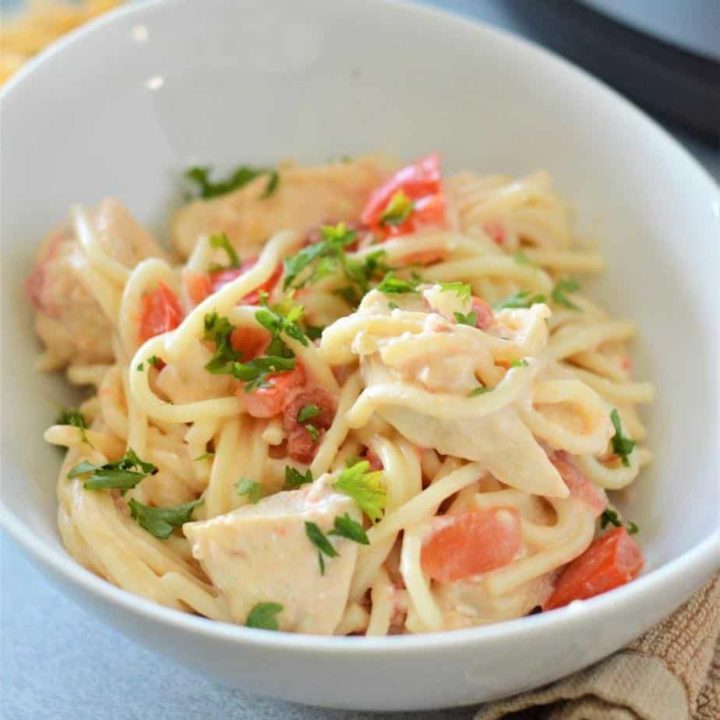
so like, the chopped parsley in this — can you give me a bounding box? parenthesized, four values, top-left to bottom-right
(610, 408, 635, 467)
(439, 281, 471, 301)
(185, 165, 266, 199)
(255, 302, 308, 349)
(493, 290, 547, 311)
(147, 355, 163, 369)
(56, 408, 91, 445)
(305, 521, 339, 575)
(376, 272, 420, 295)
(509, 358, 529, 368)
(330, 513, 369, 545)
(551, 278, 581, 310)
(246, 602, 283, 630)
(513, 251, 533, 266)
(379, 190, 414, 227)
(284, 466, 313, 489)
(297, 404, 321, 423)
(333, 460, 387, 523)
(260, 170, 280, 199)
(304, 423, 320, 441)
(600, 507, 639, 535)
(468, 385, 490, 397)
(305, 324, 325, 341)
(454, 310, 477, 327)
(129, 498, 203, 539)
(235, 477, 262, 504)
(67, 449, 157, 492)
(388, 301, 400, 310)
(194, 452, 215, 462)
(209, 232, 240, 268)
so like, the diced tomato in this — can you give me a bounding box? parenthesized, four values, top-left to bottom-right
(483, 222, 506, 245)
(139, 282, 183, 342)
(470, 296, 494, 330)
(230, 326, 270, 362)
(421, 507, 522, 582)
(361, 154, 447, 239)
(184, 260, 282, 307)
(242, 364, 306, 419)
(544, 527, 643, 610)
(550, 451, 607, 517)
(283, 387, 336, 463)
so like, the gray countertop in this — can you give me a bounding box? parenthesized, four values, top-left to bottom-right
(1, 2, 717, 719)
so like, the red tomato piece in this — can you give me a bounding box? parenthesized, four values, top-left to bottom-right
(139, 282, 183, 342)
(230, 326, 270, 362)
(470, 296, 494, 330)
(185, 260, 282, 307)
(242, 364, 306, 419)
(361, 154, 447, 238)
(483, 222, 506, 245)
(550, 451, 607, 517)
(544, 527, 643, 611)
(283, 387, 336, 464)
(184, 271, 213, 306)
(421, 507, 522, 583)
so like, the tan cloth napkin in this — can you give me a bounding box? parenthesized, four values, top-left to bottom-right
(475, 575, 719, 720)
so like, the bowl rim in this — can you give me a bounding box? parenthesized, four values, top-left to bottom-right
(1, 0, 718, 652)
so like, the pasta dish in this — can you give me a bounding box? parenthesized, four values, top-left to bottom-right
(28, 153, 654, 635)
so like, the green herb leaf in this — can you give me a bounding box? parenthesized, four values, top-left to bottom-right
(493, 290, 547, 311)
(147, 355, 163, 369)
(513, 251, 533, 266)
(379, 190, 414, 227)
(185, 165, 266, 200)
(333, 460, 387, 523)
(235, 477, 262, 504)
(510, 358, 529, 368)
(438, 281, 471, 301)
(305, 521, 339, 574)
(246, 602, 283, 630)
(255, 303, 309, 348)
(129, 497, 203, 539)
(260, 170, 280, 199)
(56, 408, 92, 445)
(329, 513, 369, 545)
(551, 278, 581, 311)
(194, 452, 215, 462)
(305, 324, 325, 341)
(627, 521, 639, 535)
(68, 448, 157, 492)
(304, 423, 320, 441)
(468, 385, 490, 397)
(297, 404, 321, 423)
(454, 310, 478, 327)
(388, 301, 400, 310)
(376, 272, 420, 295)
(284, 466, 313, 489)
(600, 508, 622, 529)
(203, 311, 241, 373)
(209, 232, 240, 268)
(232, 355, 297, 392)
(610, 408, 635, 467)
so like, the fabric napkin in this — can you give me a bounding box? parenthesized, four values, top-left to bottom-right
(475, 575, 719, 720)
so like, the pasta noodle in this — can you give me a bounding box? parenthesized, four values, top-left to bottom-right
(28, 153, 652, 634)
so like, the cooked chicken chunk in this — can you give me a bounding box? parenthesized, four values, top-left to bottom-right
(26, 198, 165, 369)
(171, 155, 395, 259)
(184, 479, 361, 634)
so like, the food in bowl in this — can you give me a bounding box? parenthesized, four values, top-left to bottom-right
(27, 153, 654, 635)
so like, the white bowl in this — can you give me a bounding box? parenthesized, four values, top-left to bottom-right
(1, 0, 718, 711)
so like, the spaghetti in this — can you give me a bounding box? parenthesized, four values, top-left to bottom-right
(29, 154, 653, 634)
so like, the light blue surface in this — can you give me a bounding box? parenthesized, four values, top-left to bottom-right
(1, 1, 717, 719)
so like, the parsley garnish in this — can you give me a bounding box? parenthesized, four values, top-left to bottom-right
(305, 324, 325, 341)
(439, 281, 471, 301)
(601, 507, 639, 535)
(551, 278, 581, 310)
(209, 232, 240, 268)
(232, 356, 297, 392)
(493, 290, 547, 311)
(513, 251, 533, 265)
(379, 190, 414, 227)
(194, 452, 215, 461)
(203, 311, 239, 372)
(468, 385, 490, 396)
(148, 355, 163, 368)
(333, 460, 387, 523)
(67, 449, 158, 492)
(376, 272, 420, 295)
(56, 408, 92, 445)
(304, 424, 320, 441)
(246, 602, 283, 630)
(388, 301, 400, 310)
(510, 358, 529, 368)
(297, 404, 321, 423)
(235, 477, 262, 504)
(329, 513, 369, 545)
(454, 310, 478, 327)
(284, 466, 313, 489)
(129, 498, 203, 539)
(305, 521, 339, 574)
(185, 165, 266, 199)
(610, 408, 635, 467)
(255, 303, 308, 349)
(260, 170, 280, 199)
